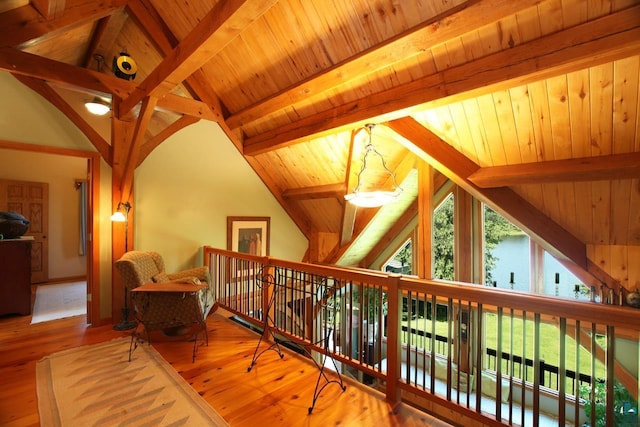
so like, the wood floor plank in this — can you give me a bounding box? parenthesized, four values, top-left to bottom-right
(0, 309, 453, 426)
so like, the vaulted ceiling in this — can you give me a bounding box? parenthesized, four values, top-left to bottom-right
(1, 0, 639, 288)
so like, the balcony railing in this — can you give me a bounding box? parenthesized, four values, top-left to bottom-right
(204, 247, 639, 427)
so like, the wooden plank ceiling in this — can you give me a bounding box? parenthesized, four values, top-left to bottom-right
(0, 0, 639, 288)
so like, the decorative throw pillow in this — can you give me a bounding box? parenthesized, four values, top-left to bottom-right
(152, 272, 170, 283)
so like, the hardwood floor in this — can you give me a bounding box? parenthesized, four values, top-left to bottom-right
(0, 310, 454, 426)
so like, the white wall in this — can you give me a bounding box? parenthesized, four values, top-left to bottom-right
(135, 120, 308, 272)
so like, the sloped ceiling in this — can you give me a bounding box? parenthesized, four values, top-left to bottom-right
(0, 0, 638, 289)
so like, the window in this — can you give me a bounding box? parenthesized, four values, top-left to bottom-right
(383, 238, 413, 275)
(543, 251, 589, 300)
(433, 193, 454, 280)
(483, 205, 529, 290)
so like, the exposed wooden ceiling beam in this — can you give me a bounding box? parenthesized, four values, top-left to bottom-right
(386, 117, 588, 269)
(226, 0, 541, 130)
(125, 0, 177, 54)
(469, 153, 640, 188)
(0, 47, 218, 121)
(81, 16, 111, 68)
(124, 1, 226, 123)
(119, 96, 157, 202)
(31, 0, 66, 20)
(119, 0, 279, 115)
(282, 183, 346, 201)
(243, 5, 640, 155)
(0, 0, 126, 48)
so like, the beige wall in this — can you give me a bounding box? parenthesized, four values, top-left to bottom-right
(135, 120, 308, 272)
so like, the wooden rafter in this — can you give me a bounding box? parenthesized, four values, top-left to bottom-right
(119, 0, 279, 115)
(386, 117, 589, 269)
(226, 0, 542, 130)
(31, 0, 66, 20)
(119, 96, 157, 202)
(0, 0, 126, 48)
(242, 6, 640, 155)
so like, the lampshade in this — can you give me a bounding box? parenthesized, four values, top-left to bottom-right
(344, 124, 402, 208)
(344, 189, 401, 208)
(110, 201, 131, 222)
(84, 97, 110, 116)
(110, 210, 126, 222)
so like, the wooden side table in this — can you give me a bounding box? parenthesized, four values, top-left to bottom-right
(129, 282, 208, 362)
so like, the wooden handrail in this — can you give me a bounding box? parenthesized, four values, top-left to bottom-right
(203, 246, 640, 426)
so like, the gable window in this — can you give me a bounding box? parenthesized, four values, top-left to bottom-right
(383, 238, 413, 275)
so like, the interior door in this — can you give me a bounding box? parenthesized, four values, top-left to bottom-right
(0, 179, 49, 283)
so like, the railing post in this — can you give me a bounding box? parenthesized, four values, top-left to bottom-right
(539, 359, 545, 387)
(385, 274, 401, 405)
(262, 257, 275, 336)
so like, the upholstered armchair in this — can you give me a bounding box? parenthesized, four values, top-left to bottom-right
(115, 250, 214, 319)
(115, 251, 214, 361)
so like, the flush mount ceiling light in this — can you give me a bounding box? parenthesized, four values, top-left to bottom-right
(84, 96, 110, 116)
(344, 123, 402, 208)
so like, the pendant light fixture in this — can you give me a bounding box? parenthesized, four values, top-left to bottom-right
(344, 123, 402, 208)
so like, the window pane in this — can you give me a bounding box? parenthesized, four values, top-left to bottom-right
(433, 193, 454, 280)
(543, 252, 590, 300)
(483, 205, 530, 290)
(383, 238, 412, 275)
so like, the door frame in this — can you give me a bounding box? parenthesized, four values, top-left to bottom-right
(0, 140, 102, 325)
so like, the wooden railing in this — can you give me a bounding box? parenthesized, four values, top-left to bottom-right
(203, 247, 640, 427)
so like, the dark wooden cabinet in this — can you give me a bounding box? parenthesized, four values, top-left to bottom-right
(0, 238, 32, 316)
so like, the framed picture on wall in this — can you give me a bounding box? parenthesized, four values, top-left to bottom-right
(227, 216, 270, 256)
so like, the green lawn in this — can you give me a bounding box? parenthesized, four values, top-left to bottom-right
(400, 311, 606, 390)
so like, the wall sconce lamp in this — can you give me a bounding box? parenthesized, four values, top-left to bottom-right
(111, 201, 135, 331)
(110, 201, 131, 250)
(84, 96, 111, 116)
(344, 123, 402, 208)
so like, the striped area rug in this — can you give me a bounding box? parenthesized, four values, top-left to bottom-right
(36, 338, 228, 426)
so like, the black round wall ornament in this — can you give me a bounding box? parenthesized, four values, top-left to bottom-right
(112, 52, 137, 81)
